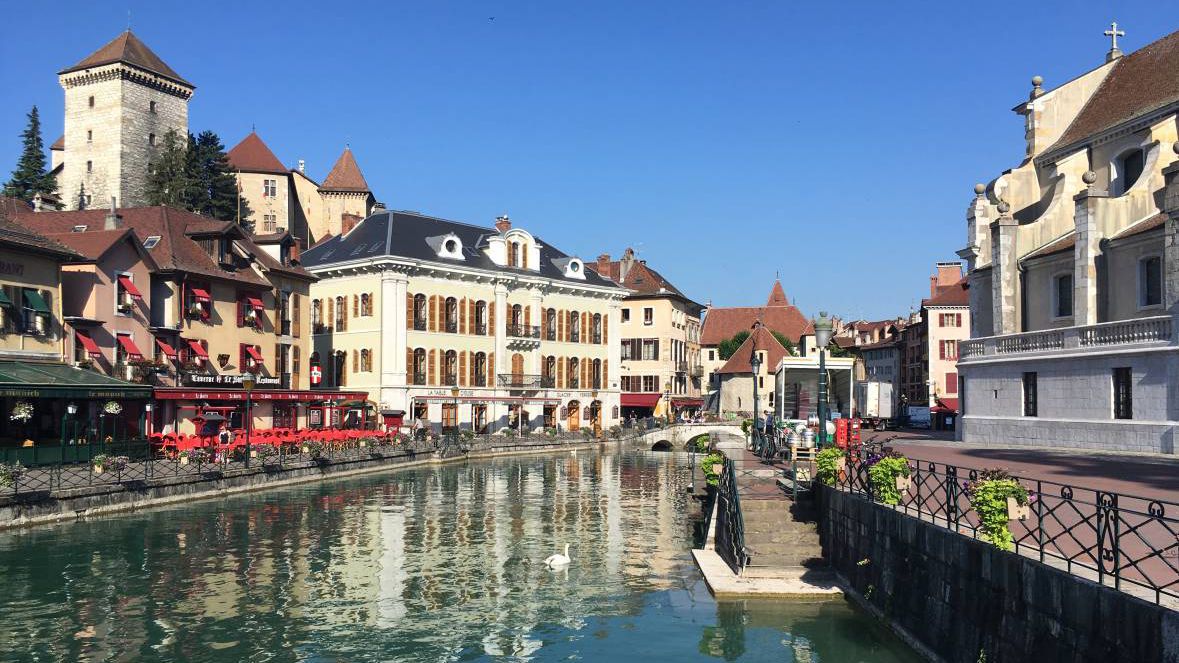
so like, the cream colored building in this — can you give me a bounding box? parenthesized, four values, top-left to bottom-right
(304, 212, 627, 434)
(958, 27, 1179, 453)
(592, 249, 703, 417)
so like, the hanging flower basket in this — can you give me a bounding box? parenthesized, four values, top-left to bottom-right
(10, 401, 33, 423)
(103, 401, 123, 416)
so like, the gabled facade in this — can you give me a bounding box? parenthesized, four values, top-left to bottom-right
(302, 211, 627, 434)
(958, 28, 1179, 453)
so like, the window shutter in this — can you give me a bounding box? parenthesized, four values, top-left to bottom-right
(557, 357, 565, 388)
(939, 342, 945, 360)
(468, 299, 476, 334)
(459, 351, 467, 386)
(582, 358, 589, 387)
(488, 302, 495, 335)
(429, 296, 437, 332)
(603, 360, 608, 384)
(459, 297, 467, 334)
(236, 297, 244, 327)
(524, 306, 531, 329)
(352, 294, 358, 318)
(293, 293, 301, 337)
(582, 314, 588, 344)
(351, 350, 358, 373)
(406, 293, 413, 330)
(406, 348, 413, 378)
(429, 349, 437, 385)
(522, 244, 529, 269)
(487, 352, 495, 386)
(602, 315, 608, 344)
(558, 310, 565, 341)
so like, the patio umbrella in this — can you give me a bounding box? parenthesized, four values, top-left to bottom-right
(198, 412, 227, 423)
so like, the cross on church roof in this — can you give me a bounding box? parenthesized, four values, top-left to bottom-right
(1104, 21, 1125, 50)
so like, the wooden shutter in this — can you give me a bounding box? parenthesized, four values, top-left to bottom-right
(352, 350, 359, 373)
(406, 293, 413, 330)
(581, 359, 588, 387)
(293, 293, 301, 337)
(488, 302, 495, 336)
(602, 314, 608, 344)
(459, 351, 467, 386)
(353, 294, 359, 318)
(581, 314, 588, 344)
(236, 297, 244, 327)
(603, 360, 608, 384)
(459, 297, 467, 334)
(557, 357, 565, 388)
(557, 310, 564, 341)
(406, 348, 413, 379)
(487, 352, 495, 386)
(428, 296, 437, 332)
(524, 306, 531, 329)
(327, 298, 334, 330)
(428, 349, 437, 385)
(468, 299, 476, 334)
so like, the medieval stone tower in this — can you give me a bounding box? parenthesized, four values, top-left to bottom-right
(57, 31, 193, 210)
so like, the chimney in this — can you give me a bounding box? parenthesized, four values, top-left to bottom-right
(494, 214, 511, 233)
(104, 197, 122, 230)
(619, 247, 636, 281)
(297, 159, 305, 173)
(341, 213, 362, 234)
(596, 253, 611, 274)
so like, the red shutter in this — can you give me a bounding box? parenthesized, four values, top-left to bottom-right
(236, 297, 244, 327)
(946, 372, 958, 393)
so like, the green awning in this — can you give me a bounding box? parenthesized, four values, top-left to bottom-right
(0, 290, 11, 308)
(0, 361, 151, 399)
(22, 289, 50, 313)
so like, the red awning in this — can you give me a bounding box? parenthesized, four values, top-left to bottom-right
(932, 398, 959, 413)
(155, 338, 177, 358)
(246, 296, 264, 310)
(190, 288, 211, 302)
(245, 345, 264, 362)
(186, 339, 209, 358)
(621, 393, 662, 408)
(117, 275, 143, 299)
(117, 335, 143, 358)
(75, 331, 101, 358)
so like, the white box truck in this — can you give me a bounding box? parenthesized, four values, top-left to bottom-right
(855, 380, 895, 430)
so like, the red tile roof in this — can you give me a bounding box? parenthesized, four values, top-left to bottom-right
(766, 279, 789, 306)
(701, 282, 809, 345)
(50, 135, 64, 150)
(8, 205, 309, 285)
(716, 324, 791, 374)
(60, 30, 191, 87)
(227, 132, 287, 175)
(0, 207, 81, 260)
(45, 228, 135, 262)
(922, 279, 969, 307)
(593, 251, 700, 308)
(1048, 29, 1179, 155)
(321, 147, 370, 192)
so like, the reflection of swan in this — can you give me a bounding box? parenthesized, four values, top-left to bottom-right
(544, 543, 571, 568)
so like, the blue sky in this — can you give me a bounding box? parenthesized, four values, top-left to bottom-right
(3, 1, 1178, 320)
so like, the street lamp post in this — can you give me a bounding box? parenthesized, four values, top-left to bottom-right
(242, 373, 257, 467)
(813, 311, 834, 449)
(750, 350, 762, 454)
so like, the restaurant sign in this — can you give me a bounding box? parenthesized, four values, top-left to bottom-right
(181, 373, 285, 389)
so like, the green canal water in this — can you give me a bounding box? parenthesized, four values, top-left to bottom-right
(0, 449, 919, 662)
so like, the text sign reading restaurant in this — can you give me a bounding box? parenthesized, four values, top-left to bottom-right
(181, 373, 285, 389)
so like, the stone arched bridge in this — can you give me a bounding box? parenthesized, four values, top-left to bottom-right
(632, 423, 746, 451)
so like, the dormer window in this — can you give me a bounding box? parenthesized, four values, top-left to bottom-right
(552, 257, 586, 279)
(1112, 148, 1145, 195)
(445, 239, 457, 253)
(429, 234, 464, 260)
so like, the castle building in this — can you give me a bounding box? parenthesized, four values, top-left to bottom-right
(958, 27, 1179, 453)
(302, 212, 626, 434)
(54, 31, 193, 210)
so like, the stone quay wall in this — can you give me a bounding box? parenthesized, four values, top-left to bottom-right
(0, 438, 614, 530)
(818, 485, 1178, 663)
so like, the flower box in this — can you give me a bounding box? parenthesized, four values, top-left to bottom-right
(1007, 496, 1030, 521)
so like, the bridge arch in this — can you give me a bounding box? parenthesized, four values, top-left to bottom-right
(651, 440, 674, 451)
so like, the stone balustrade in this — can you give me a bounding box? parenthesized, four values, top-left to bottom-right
(960, 315, 1175, 361)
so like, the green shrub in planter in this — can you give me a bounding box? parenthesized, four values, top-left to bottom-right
(700, 453, 725, 487)
(0, 461, 24, 488)
(867, 453, 910, 505)
(815, 447, 845, 486)
(965, 469, 1031, 551)
(255, 444, 279, 463)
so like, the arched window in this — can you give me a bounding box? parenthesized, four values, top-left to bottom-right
(511, 353, 524, 383)
(334, 296, 346, 332)
(360, 293, 372, 317)
(569, 311, 580, 343)
(543, 356, 556, 386)
(361, 349, 372, 372)
(445, 297, 458, 332)
(474, 352, 487, 386)
(333, 350, 347, 387)
(568, 357, 580, 388)
(592, 358, 602, 388)
(475, 301, 487, 335)
(412, 348, 427, 384)
(511, 304, 523, 335)
(508, 242, 519, 267)
(311, 299, 323, 333)
(413, 294, 427, 330)
(544, 308, 556, 340)
(444, 350, 458, 385)
(1113, 148, 1145, 195)
(592, 313, 602, 344)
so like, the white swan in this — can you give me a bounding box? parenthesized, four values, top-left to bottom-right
(544, 543, 571, 568)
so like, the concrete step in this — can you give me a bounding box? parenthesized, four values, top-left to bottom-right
(741, 566, 836, 582)
(742, 528, 820, 542)
(746, 552, 827, 568)
(744, 536, 821, 551)
(740, 516, 819, 532)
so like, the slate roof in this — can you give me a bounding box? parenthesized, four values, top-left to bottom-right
(716, 324, 792, 375)
(301, 210, 620, 288)
(1047, 29, 1179, 156)
(60, 30, 191, 87)
(227, 132, 287, 175)
(321, 148, 370, 192)
(8, 205, 310, 285)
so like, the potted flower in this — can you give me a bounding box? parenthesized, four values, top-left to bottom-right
(102, 401, 123, 417)
(815, 447, 846, 486)
(700, 452, 725, 488)
(9, 400, 33, 423)
(965, 469, 1032, 551)
(866, 451, 911, 506)
(0, 461, 24, 488)
(92, 454, 129, 475)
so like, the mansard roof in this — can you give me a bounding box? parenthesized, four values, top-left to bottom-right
(60, 30, 192, 87)
(227, 132, 288, 175)
(1046, 29, 1179, 157)
(321, 147, 370, 192)
(301, 210, 620, 289)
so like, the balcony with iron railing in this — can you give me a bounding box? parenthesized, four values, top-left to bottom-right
(675, 360, 688, 373)
(507, 324, 540, 339)
(959, 315, 1175, 362)
(497, 373, 555, 389)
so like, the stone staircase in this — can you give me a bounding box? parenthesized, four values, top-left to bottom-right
(740, 498, 827, 574)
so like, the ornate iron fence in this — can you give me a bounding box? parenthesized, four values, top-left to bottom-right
(834, 454, 1179, 606)
(714, 456, 749, 573)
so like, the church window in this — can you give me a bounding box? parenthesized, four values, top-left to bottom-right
(149, 100, 157, 114)
(1113, 149, 1145, 195)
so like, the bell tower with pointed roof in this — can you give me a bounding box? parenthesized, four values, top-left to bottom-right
(57, 30, 193, 210)
(313, 146, 375, 241)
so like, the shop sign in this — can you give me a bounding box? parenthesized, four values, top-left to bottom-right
(181, 373, 285, 389)
(310, 366, 322, 385)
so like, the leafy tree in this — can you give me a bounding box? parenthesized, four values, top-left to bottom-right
(716, 331, 749, 360)
(770, 331, 796, 355)
(3, 106, 57, 205)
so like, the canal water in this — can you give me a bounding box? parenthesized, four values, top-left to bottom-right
(0, 449, 919, 662)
